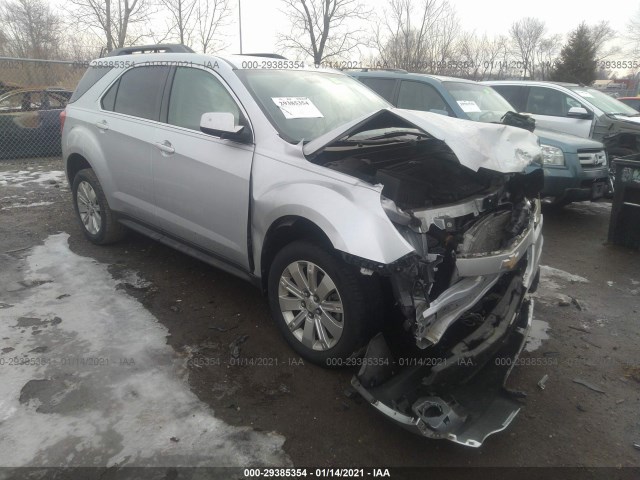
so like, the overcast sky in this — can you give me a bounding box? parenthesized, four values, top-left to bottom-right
(230, 0, 636, 55)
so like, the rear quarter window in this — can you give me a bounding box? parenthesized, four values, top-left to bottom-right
(69, 66, 113, 103)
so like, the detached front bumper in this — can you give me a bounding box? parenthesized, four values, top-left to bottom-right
(352, 293, 534, 447)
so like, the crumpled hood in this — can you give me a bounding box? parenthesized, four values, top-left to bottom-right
(303, 108, 542, 173)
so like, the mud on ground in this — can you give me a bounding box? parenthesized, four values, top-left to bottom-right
(1, 156, 639, 471)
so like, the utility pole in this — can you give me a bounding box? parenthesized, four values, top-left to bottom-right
(239, 0, 243, 54)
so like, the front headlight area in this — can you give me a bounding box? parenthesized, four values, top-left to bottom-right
(540, 144, 565, 167)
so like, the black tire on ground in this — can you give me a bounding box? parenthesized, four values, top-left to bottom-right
(606, 147, 635, 198)
(72, 168, 126, 245)
(267, 240, 380, 366)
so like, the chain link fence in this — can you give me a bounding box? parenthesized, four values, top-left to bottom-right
(0, 57, 87, 160)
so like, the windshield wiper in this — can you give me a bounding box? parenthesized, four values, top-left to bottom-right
(343, 130, 426, 143)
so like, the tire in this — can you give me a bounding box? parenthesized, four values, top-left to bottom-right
(267, 241, 379, 366)
(72, 168, 126, 245)
(606, 148, 634, 198)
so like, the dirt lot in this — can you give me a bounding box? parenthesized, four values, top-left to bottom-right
(1, 156, 640, 474)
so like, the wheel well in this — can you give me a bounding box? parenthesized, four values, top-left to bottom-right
(260, 216, 333, 292)
(66, 153, 92, 184)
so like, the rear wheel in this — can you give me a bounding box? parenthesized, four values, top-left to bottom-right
(72, 168, 126, 245)
(267, 241, 378, 366)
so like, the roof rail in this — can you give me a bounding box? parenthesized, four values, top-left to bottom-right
(104, 44, 195, 57)
(236, 53, 288, 59)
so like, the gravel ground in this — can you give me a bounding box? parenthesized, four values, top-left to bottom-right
(1, 156, 639, 475)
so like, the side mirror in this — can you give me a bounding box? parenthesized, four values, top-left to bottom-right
(567, 106, 593, 119)
(200, 112, 244, 138)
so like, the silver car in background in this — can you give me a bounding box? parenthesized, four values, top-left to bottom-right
(62, 46, 544, 446)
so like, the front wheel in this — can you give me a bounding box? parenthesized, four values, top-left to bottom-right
(267, 241, 378, 366)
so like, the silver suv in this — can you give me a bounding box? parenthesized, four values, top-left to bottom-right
(62, 46, 544, 446)
(485, 80, 640, 158)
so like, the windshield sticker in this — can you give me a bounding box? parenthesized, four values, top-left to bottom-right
(457, 100, 481, 113)
(574, 90, 594, 98)
(272, 97, 324, 119)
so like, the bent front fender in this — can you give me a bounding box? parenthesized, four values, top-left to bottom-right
(251, 157, 414, 275)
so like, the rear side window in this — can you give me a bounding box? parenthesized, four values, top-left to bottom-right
(397, 81, 450, 114)
(491, 85, 525, 110)
(110, 66, 170, 120)
(358, 77, 396, 102)
(69, 66, 113, 103)
(167, 67, 240, 130)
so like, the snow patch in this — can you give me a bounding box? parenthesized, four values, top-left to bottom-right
(533, 265, 589, 306)
(2, 201, 54, 210)
(0, 234, 289, 468)
(0, 170, 66, 188)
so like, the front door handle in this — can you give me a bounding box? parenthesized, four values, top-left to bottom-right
(155, 140, 175, 154)
(95, 120, 109, 131)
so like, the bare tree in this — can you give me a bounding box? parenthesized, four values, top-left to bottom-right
(194, 0, 232, 53)
(458, 33, 510, 80)
(509, 17, 545, 79)
(0, 0, 62, 59)
(159, 0, 197, 46)
(588, 21, 618, 61)
(374, 0, 459, 72)
(534, 34, 561, 80)
(65, 0, 155, 53)
(626, 7, 640, 56)
(278, 0, 372, 65)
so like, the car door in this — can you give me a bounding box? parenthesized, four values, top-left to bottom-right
(152, 66, 255, 270)
(96, 65, 171, 224)
(522, 86, 592, 138)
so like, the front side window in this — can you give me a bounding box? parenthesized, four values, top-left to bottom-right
(525, 87, 583, 117)
(397, 80, 450, 114)
(168, 67, 241, 130)
(107, 66, 170, 120)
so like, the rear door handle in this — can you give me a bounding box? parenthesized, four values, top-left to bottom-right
(95, 120, 109, 131)
(155, 140, 175, 154)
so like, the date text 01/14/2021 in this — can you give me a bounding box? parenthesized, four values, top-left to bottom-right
(243, 468, 391, 477)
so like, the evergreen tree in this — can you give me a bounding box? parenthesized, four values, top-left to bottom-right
(551, 23, 597, 84)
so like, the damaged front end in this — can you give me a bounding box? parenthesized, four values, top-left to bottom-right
(307, 109, 544, 447)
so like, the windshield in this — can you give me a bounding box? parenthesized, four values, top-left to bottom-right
(568, 87, 639, 116)
(442, 81, 514, 123)
(236, 70, 390, 143)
